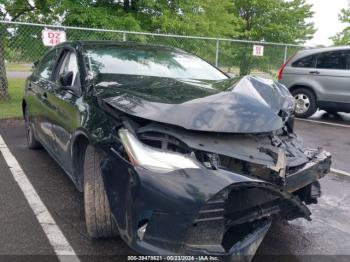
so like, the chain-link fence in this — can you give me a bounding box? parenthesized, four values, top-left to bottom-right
(0, 20, 306, 119)
(1, 21, 305, 75)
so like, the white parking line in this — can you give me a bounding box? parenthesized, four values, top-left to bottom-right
(296, 118, 350, 128)
(0, 135, 80, 262)
(331, 168, 350, 177)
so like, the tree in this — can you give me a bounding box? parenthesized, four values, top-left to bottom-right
(331, 5, 350, 45)
(0, 0, 315, 88)
(9, 0, 240, 69)
(0, 2, 10, 100)
(231, 0, 315, 75)
(55, 0, 314, 75)
(51, 0, 239, 37)
(0, 31, 9, 100)
(0, 0, 57, 100)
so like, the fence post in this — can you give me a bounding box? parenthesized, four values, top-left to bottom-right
(215, 39, 219, 67)
(284, 45, 288, 63)
(0, 23, 10, 101)
(123, 32, 127, 41)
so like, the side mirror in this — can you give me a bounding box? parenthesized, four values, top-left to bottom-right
(59, 71, 73, 87)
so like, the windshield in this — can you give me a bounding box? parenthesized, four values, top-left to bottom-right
(83, 45, 228, 81)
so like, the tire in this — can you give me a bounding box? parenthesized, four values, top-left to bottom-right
(291, 88, 317, 118)
(24, 107, 41, 149)
(83, 145, 119, 238)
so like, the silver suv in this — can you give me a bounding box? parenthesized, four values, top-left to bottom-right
(278, 46, 350, 118)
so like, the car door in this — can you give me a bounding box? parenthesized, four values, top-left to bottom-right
(314, 50, 350, 104)
(48, 48, 83, 176)
(281, 53, 317, 88)
(27, 48, 61, 150)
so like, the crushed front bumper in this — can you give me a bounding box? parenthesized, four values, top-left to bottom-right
(101, 145, 330, 258)
(284, 148, 331, 193)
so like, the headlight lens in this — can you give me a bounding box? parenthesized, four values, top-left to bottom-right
(118, 128, 201, 173)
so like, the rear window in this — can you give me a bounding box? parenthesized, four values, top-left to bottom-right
(292, 55, 316, 68)
(316, 50, 349, 70)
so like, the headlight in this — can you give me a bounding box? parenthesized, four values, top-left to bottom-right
(118, 128, 201, 173)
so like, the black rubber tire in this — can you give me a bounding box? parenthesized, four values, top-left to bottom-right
(291, 88, 317, 118)
(83, 145, 119, 238)
(24, 107, 41, 149)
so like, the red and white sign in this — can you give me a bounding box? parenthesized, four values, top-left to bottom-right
(253, 45, 264, 56)
(42, 29, 66, 46)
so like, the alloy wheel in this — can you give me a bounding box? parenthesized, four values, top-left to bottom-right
(294, 93, 310, 114)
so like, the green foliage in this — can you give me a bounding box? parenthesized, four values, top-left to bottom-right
(331, 6, 350, 45)
(231, 0, 315, 75)
(0, 0, 59, 23)
(0, 0, 314, 76)
(143, 0, 239, 37)
(55, 0, 142, 31)
(233, 0, 314, 43)
(50, 0, 240, 38)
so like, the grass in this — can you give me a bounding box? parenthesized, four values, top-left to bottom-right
(5, 63, 32, 72)
(219, 66, 278, 79)
(0, 78, 26, 119)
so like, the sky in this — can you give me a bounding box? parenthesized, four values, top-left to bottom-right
(306, 0, 349, 46)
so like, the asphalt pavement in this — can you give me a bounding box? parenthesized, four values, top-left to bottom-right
(308, 110, 350, 126)
(295, 118, 350, 173)
(0, 116, 349, 262)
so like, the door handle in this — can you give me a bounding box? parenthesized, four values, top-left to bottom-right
(309, 70, 320, 75)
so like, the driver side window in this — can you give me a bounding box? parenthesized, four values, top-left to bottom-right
(57, 51, 81, 89)
(37, 49, 59, 80)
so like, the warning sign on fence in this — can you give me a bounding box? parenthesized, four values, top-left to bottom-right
(253, 45, 264, 56)
(42, 29, 66, 46)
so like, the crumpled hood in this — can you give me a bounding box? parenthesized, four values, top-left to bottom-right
(98, 74, 294, 133)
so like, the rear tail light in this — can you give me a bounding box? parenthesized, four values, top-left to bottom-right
(277, 55, 295, 81)
(277, 62, 287, 81)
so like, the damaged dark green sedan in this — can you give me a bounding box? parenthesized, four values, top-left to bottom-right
(23, 41, 331, 259)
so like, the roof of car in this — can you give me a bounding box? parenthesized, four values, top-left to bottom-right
(287, 45, 350, 64)
(55, 40, 186, 53)
(297, 45, 350, 56)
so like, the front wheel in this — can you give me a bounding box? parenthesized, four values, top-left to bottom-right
(83, 145, 119, 238)
(291, 88, 317, 118)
